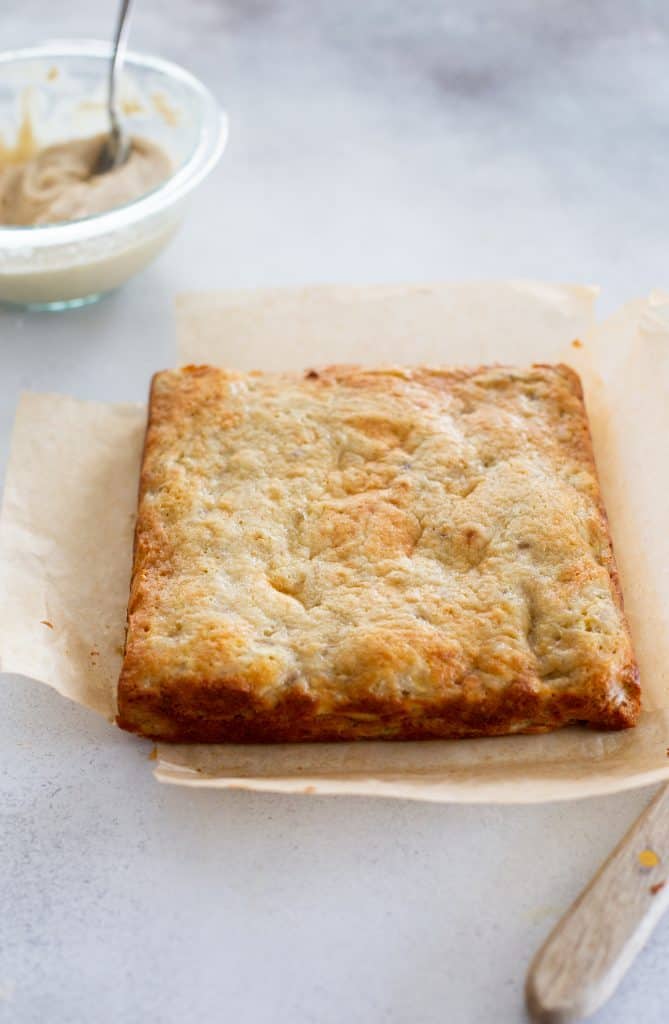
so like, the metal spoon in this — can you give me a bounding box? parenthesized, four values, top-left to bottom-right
(97, 0, 134, 174)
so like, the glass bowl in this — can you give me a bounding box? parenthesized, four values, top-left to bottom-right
(0, 40, 228, 310)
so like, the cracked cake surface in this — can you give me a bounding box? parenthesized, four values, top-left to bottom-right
(117, 362, 640, 742)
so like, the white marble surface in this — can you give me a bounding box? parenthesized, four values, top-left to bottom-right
(3, 3, 669, 1022)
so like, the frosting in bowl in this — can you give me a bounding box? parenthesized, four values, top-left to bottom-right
(0, 130, 171, 226)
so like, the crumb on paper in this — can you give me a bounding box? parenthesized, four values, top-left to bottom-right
(40, 619, 54, 629)
(571, 339, 583, 349)
(650, 881, 666, 895)
(46, 66, 59, 82)
(303, 785, 316, 794)
(638, 849, 660, 869)
(148, 747, 158, 761)
(151, 91, 180, 126)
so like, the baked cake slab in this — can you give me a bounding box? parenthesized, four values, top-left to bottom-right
(117, 363, 639, 742)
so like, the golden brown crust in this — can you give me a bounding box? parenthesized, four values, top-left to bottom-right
(117, 363, 640, 743)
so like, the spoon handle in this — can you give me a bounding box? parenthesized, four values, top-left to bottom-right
(526, 782, 669, 1022)
(108, 0, 134, 142)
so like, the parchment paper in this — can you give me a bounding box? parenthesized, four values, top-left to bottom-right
(2, 281, 669, 802)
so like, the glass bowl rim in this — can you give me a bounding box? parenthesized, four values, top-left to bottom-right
(0, 39, 228, 249)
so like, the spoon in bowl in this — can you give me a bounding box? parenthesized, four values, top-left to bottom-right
(96, 0, 133, 173)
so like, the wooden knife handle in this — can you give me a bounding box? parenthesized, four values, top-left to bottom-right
(526, 782, 669, 1023)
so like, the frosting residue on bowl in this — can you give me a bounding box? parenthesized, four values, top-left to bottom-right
(0, 120, 172, 226)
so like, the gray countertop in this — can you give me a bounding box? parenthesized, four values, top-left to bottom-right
(3, 3, 668, 1022)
